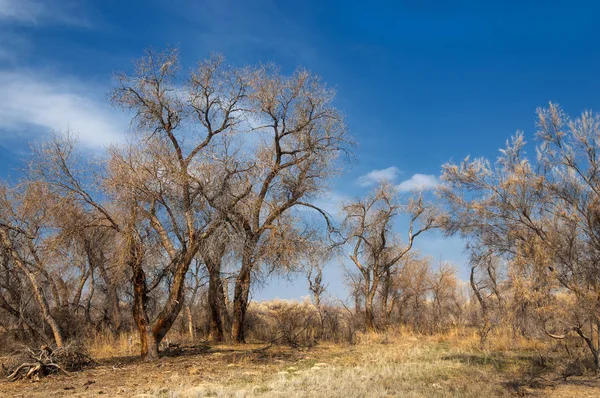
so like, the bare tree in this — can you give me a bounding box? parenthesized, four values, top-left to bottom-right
(0, 182, 67, 347)
(393, 254, 432, 331)
(0, 49, 353, 356)
(429, 262, 460, 333)
(197, 227, 231, 342)
(440, 103, 600, 370)
(225, 65, 351, 343)
(107, 50, 253, 357)
(27, 50, 251, 358)
(341, 183, 439, 331)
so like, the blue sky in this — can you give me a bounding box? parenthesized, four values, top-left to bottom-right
(1, 0, 600, 301)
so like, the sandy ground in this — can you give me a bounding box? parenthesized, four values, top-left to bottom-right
(1, 339, 600, 397)
(0, 343, 321, 397)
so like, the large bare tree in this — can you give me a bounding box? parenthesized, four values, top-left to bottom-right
(30, 50, 251, 358)
(440, 103, 600, 370)
(108, 50, 253, 357)
(224, 65, 352, 343)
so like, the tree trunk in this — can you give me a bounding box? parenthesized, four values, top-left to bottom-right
(364, 274, 377, 332)
(28, 270, 64, 347)
(84, 273, 95, 325)
(71, 269, 89, 310)
(381, 268, 395, 324)
(186, 306, 195, 340)
(97, 260, 121, 332)
(470, 265, 490, 348)
(365, 292, 376, 332)
(131, 255, 156, 359)
(207, 260, 224, 342)
(232, 266, 251, 343)
(232, 235, 257, 344)
(151, 249, 196, 350)
(354, 290, 362, 315)
(220, 277, 232, 336)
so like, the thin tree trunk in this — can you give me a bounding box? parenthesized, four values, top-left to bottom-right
(186, 306, 194, 340)
(0, 231, 65, 347)
(71, 269, 89, 310)
(381, 269, 392, 324)
(470, 265, 490, 348)
(26, 269, 64, 347)
(85, 271, 95, 325)
(364, 274, 377, 332)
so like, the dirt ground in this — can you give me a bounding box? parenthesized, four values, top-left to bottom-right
(1, 338, 600, 397)
(0, 343, 329, 397)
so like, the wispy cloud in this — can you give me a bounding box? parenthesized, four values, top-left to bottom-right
(0, 0, 45, 24)
(0, 70, 126, 149)
(0, 0, 90, 27)
(312, 190, 349, 221)
(396, 173, 439, 192)
(356, 166, 401, 187)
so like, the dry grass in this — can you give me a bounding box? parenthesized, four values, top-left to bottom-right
(170, 331, 550, 398)
(177, 338, 508, 397)
(88, 331, 138, 358)
(2, 330, 600, 397)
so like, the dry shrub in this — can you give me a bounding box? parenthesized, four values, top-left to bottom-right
(87, 330, 138, 358)
(2, 344, 95, 381)
(245, 298, 352, 346)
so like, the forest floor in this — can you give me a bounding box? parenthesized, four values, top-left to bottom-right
(1, 333, 600, 397)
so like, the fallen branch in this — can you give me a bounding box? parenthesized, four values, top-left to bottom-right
(4, 345, 93, 381)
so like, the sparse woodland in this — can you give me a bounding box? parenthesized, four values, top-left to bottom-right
(3, 49, 600, 395)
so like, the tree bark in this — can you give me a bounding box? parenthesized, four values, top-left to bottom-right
(207, 259, 224, 342)
(364, 290, 376, 332)
(186, 306, 195, 340)
(220, 277, 231, 336)
(150, 250, 195, 350)
(97, 260, 121, 332)
(364, 273, 378, 332)
(131, 253, 156, 359)
(231, 235, 257, 344)
(232, 265, 251, 343)
(25, 269, 64, 347)
(380, 269, 391, 324)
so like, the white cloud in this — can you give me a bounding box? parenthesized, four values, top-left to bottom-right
(396, 174, 439, 192)
(357, 166, 401, 187)
(0, 0, 89, 26)
(0, 0, 44, 23)
(0, 70, 126, 149)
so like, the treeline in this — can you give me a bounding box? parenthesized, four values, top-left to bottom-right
(2, 48, 600, 371)
(0, 49, 351, 359)
(0, 49, 463, 358)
